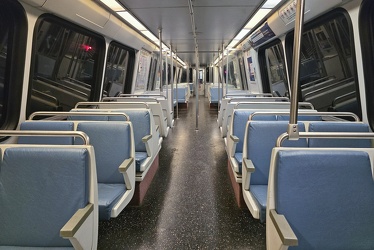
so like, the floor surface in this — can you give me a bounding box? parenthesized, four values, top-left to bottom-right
(98, 95, 266, 249)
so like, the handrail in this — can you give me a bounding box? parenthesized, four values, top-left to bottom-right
(277, 132, 374, 147)
(303, 79, 354, 99)
(0, 130, 90, 145)
(301, 76, 334, 89)
(233, 101, 314, 109)
(224, 93, 273, 98)
(28, 111, 130, 121)
(332, 91, 356, 106)
(119, 93, 167, 99)
(102, 97, 159, 103)
(249, 111, 360, 122)
(228, 97, 289, 103)
(75, 101, 150, 109)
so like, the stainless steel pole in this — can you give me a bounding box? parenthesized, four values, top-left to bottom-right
(195, 50, 199, 130)
(170, 45, 174, 125)
(158, 28, 163, 93)
(288, 0, 305, 139)
(226, 49, 229, 96)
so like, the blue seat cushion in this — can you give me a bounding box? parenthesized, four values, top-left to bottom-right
(234, 152, 243, 173)
(308, 122, 371, 148)
(19, 121, 74, 145)
(0, 147, 89, 247)
(247, 121, 307, 185)
(275, 150, 374, 249)
(98, 183, 127, 220)
(76, 122, 131, 183)
(250, 185, 267, 223)
(135, 152, 148, 172)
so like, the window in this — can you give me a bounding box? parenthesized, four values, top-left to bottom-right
(259, 40, 289, 96)
(103, 42, 135, 97)
(0, 0, 26, 129)
(286, 10, 359, 115)
(28, 15, 105, 117)
(360, 0, 374, 129)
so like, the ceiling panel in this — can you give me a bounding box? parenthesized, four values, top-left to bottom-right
(118, 0, 266, 66)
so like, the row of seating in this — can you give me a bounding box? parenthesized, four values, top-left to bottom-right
(0, 97, 168, 248)
(266, 133, 374, 249)
(241, 118, 370, 222)
(218, 90, 374, 249)
(20, 113, 138, 220)
(0, 131, 98, 249)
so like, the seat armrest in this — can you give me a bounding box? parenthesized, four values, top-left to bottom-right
(269, 209, 298, 247)
(230, 134, 239, 143)
(60, 203, 94, 238)
(243, 158, 255, 190)
(243, 158, 255, 173)
(119, 157, 134, 173)
(142, 134, 152, 142)
(119, 157, 134, 190)
(228, 134, 239, 157)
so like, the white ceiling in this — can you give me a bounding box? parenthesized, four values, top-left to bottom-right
(117, 0, 265, 66)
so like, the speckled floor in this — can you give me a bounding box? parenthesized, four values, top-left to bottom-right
(98, 95, 266, 250)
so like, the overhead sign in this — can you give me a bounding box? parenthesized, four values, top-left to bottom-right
(248, 22, 276, 48)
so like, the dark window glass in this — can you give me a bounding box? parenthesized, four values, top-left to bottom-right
(287, 11, 359, 115)
(0, 0, 26, 129)
(264, 42, 288, 97)
(28, 16, 105, 116)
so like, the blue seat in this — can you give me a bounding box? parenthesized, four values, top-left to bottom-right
(68, 109, 129, 121)
(112, 109, 159, 174)
(19, 121, 75, 144)
(76, 122, 135, 220)
(267, 149, 374, 249)
(308, 121, 371, 148)
(228, 110, 278, 176)
(174, 86, 188, 103)
(72, 108, 161, 182)
(0, 145, 97, 249)
(242, 121, 307, 222)
(209, 87, 219, 104)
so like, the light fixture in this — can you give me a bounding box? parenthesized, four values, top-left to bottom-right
(117, 11, 147, 31)
(100, 0, 125, 11)
(141, 31, 159, 43)
(244, 9, 272, 29)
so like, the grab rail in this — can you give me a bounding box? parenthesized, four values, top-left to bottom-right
(0, 130, 90, 145)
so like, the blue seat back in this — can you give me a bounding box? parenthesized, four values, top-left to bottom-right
(277, 115, 322, 121)
(174, 87, 186, 101)
(308, 122, 371, 148)
(110, 109, 150, 152)
(68, 109, 128, 121)
(274, 150, 374, 249)
(210, 87, 219, 103)
(19, 121, 74, 145)
(247, 121, 307, 185)
(232, 110, 257, 154)
(76, 122, 131, 183)
(0, 147, 90, 247)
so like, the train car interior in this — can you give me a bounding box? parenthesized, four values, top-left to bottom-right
(1, 0, 374, 249)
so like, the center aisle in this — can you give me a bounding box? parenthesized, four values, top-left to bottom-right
(98, 95, 266, 249)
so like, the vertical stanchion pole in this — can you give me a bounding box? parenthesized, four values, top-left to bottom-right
(170, 45, 174, 125)
(288, 0, 305, 139)
(165, 51, 168, 96)
(158, 28, 163, 94)
(226, 48, 229, 96)
(176, 60, 180, 120)
(195, 50, 199, 130)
